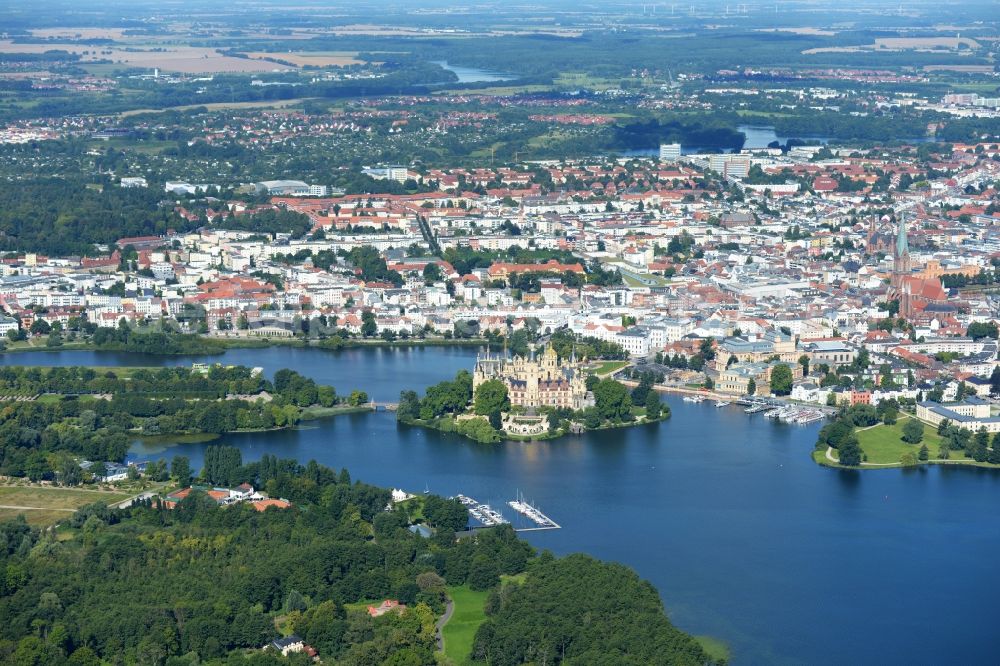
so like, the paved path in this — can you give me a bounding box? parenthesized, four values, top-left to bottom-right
(0, 504, 74, 512)
(435, 598, 455, 652)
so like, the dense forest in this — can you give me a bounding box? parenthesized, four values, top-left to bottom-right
(0, 179, 193, 256)
(0, 365, 352, 481)
(213, 209, 313, 239)
(473, 553, 710, 665)
(0, 460, 716, 665)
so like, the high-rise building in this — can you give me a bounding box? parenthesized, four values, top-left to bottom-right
(708, 153, 750, 178)
(723, 154, 751, 178)
(659, 143, 681, 161)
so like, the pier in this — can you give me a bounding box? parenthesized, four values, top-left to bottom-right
(454, 494, 508, 527)
(508, 493, 561, 531)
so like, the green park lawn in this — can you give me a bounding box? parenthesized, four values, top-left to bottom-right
(849, 415, 994, 467)
(854, 416, 946, 464)
(441, 585, 490, 666)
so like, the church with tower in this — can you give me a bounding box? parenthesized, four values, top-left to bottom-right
(886, 214, 947, 319)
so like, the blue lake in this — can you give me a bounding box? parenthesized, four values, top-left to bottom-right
(432, 60, 515, 83)
(4, 346, 999, 665)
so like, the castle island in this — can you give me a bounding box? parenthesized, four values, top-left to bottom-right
(398, 344, 665, 442)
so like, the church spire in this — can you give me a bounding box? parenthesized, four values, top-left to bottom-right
(895, 214, 909, 259)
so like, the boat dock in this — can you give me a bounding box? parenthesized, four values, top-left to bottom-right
(454, 494, 508, 527)
(765, 405, 826, 424)
(507, 493, 561, 531)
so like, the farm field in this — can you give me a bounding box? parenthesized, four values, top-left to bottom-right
(244, 51, 368, 67)
(0, 485, 131, 525)
(0, 42, 283, 73)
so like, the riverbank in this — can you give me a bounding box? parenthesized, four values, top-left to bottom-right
(2, 336, 488, 355)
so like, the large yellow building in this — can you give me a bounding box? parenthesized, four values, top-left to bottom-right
(473, 346, 593, 411)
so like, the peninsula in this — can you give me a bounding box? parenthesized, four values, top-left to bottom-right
(0, 364, 369, 483)
(815, 401, 1000, 470)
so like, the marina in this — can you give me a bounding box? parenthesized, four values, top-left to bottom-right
(508, 492, 561, 531)
(454, 494, 508, 527)
(765, 405, 827, 425)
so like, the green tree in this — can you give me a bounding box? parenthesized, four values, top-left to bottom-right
(746, 378, 757, 396)
(901, 419, 924, 444)
(360, 310, 377, 337)
(171, 455, 192, 486)
(396, 390, 421, 422)
(593, 378, 632, 423)
(838, 435, 863, 466)
(990, 433, 1000, 464)
(473, 379, 510, 416)
(645, 390, 662, 420)
(972, 427, 990, 462)
(468, 553, 500, 591)
(918, 444, 929, 461)
(769, 364, 793, 396)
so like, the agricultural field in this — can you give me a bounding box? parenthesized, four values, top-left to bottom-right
(0, 485, 131, 526)
(0, 41, 281, 74)
(243, 51, 368, 67)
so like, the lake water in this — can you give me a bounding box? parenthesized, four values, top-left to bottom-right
(5, 346, 999, 665)
(620, 125, 831, 158)
(432, 60, 515, 84)
(738, 124, 832, 149)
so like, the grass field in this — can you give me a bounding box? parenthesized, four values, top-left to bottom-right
(441, 585, 490, 666)
(0, 485, 131, 525)
(815, 415, 1000, 468)
(590, 360, 629, 375)
(244, 51, 369, 67)
(855, 416, 946, 464)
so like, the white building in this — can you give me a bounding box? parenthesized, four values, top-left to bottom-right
(616, 327, 652, 357)
(659, 143, 681, 162)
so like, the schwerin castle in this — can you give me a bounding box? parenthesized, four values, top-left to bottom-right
(472, 345, 594, 411)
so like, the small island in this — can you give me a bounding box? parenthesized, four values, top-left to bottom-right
(396, 345, 668, 443)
